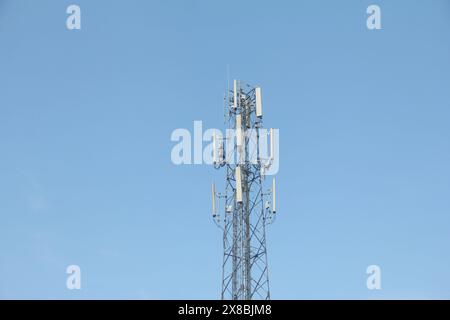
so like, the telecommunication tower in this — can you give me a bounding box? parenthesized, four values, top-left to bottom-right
(211, 79, 277, 300)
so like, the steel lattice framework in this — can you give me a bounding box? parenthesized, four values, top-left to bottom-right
(212, 80, 276, 300)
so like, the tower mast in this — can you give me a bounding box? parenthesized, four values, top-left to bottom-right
(212, 79, 277, 300)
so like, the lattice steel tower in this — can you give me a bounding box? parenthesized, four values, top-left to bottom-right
(211, 79, 277, 300)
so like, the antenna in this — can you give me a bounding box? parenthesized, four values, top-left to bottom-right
(225, 65, 230, 124)
(213, 131, 224, 166)
(236, 114, 243, 147)
(255, 87, 263, 118)
(211, 182, 216, 216)
(270, 128, 274, 161)
(236, 114, 244, 164)
(233, 80, 238, 109)
(235, 166, 243, 203)
(272, 177, 276, 213)
(211, 79, 278, 300)
(213, 132, 217, 164)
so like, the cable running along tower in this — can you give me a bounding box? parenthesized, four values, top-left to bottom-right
(211, 80, 277, 300)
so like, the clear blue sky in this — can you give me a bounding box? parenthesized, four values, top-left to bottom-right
(1, 0, 450, 299)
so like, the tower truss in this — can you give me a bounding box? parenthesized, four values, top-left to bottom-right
(212, 80, 277, 300)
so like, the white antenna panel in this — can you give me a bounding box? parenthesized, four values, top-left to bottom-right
(270, 128, 274, 160)
(255, 87, 263, 118)
(272, 177, 276, 213)
(213, 132, 224, 164)
(235, 166, 243, 203)
(233, 80, 238, 109)
(213, 132, 217, 164)
(236, 114, 243, 147)
(218, 140, 224, 163)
